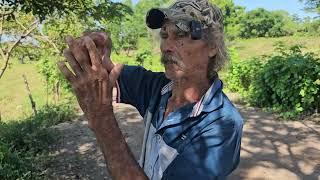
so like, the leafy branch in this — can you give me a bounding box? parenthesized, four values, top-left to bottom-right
(0, 16, 39, 79)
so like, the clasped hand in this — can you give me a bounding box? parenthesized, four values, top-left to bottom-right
(57, 32, 123, 131)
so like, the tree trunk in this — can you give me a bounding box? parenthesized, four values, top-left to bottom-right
(54, 81, 60, 103)
(46, 77, 49, 107)
(22, 74, 37, 115)
(0, 19, 39, 79)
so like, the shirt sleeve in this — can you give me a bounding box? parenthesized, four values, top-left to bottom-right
(117, 65, 169, 117)
(161, 118, 243, 180)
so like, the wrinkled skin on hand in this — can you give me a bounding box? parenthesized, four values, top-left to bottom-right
(82, 31, 114, 71)
(58, 32, 147, 180)
(58, 33, 123, 131)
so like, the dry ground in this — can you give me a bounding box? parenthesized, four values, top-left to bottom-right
(47, 103, 320, 180)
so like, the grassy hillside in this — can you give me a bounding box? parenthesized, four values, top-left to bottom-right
(0, 62, 47, 120)
(232, 36, 320, 59)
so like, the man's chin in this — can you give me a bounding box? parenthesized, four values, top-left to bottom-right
(164, 66, 184, 80)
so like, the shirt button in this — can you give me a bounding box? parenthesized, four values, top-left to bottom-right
(156, 135, 161, 142)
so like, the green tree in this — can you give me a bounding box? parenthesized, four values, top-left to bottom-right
(37, 1, 132, 98)
(102, 0, 171, 54)
(0, 0, 131, 79)
(299, 18, 320, 35)
(239, 8, 292, 38)
(0, 12, 39, 78)
(272, 10, 299, 36)
(300, 0, 320, 14)
(210, 0, 245, 39)
(240, 8, 273, 38)
(1, 0, 130, 21)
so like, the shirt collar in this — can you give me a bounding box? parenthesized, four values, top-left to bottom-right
(160, 78, 223, 118)
(161, 81, 174, 95)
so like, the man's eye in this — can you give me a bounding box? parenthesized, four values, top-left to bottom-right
(176, 32, 188, 38)
(160, 33, 168, 39)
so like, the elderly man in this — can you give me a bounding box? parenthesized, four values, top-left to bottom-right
(58, 0, 243, 179)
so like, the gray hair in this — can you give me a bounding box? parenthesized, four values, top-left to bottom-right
(203, 25, 228, 80)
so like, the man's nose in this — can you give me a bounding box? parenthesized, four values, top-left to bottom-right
(160, 38, 176, 53)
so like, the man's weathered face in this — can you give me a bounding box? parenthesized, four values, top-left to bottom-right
(160, 21, 215, 81)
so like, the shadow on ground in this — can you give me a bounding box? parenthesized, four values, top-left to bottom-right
(47, 104, 144, 180)
(47, 104, 320, 180)
(229, 105, 320, 180)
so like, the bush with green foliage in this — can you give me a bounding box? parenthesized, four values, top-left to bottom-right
(0, 104, 76, 179)
(37, 52, 74, 102)
(239, 8, 294, 38)
(111, 35, 164, 72)
(227, 43, 320, 118)
(250, 44, 320, 118)
(226, 48, 264, 95)
(136, 50, 152, 65)
(298, 19, 320, 36)
(0, 141, 40, 180)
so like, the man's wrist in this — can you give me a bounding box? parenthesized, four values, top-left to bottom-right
(91, 108, 118, 136)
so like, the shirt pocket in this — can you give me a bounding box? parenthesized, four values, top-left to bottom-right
(157, 138, 179, 179)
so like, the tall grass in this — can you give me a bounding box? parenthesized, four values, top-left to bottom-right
(232, 36, 320, 59)
(0, 104, 76, 179)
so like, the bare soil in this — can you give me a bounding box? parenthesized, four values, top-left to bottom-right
(47, 102, 320, 180)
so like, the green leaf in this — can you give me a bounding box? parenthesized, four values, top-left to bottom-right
(314, 79, 320, 85)
(300, 89, 306, 97)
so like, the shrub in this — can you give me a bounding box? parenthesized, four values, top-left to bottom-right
(226, 48, 264, 96)
(249, 45, 320, 118)
(136, 50, 152, 65)
(226, 43, 320, 118)
(0, 104, 76, 179)
(37, 52, 72, 93)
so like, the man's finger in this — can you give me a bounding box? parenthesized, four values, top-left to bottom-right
(63, 49, 83, 77)
(100, 33, 113, 70)
(66, 36, 74, 47)
(83, 36, 102, 69)
(102, 55, 115, 72)
(57, 61, 76, 83)
(66, 36, 92, 69)
(83, 31, 111, 56)
(109, 64, 124, 86)
(81, 31, 114, 71)
(104, 34, 112, 57)
(101, 79, 112, 105)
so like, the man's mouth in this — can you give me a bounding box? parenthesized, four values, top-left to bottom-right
(161, 53, 180, 65)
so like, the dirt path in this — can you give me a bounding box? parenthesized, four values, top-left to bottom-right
(47, 103, 320, 180)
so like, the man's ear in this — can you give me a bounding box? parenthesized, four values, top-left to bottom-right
(209, 47, 217, 58)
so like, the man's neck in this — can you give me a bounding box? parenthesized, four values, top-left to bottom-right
(170, 77, 210, 106)
(163, 77, 210, 118)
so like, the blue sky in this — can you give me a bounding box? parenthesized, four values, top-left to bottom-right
(131, 0, 318, 18)
(234, 0, 318, 18)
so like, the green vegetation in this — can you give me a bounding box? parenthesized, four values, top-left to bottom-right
(0, 62, 47, 120)
(233, 36, 320, 59)
(1, 0, 320, 177)
(226, 43, 320, 119)
(300, 0, 320, 14)
(240, 9, 291, 38)
(0, 104, 76, 179)
(2, 35, 320, 120)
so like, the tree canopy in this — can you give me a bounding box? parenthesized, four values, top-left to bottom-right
(300, 0, 320, 14)
(1, 0, 131, 21)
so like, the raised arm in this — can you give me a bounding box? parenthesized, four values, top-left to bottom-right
(58, 36, 147, 180)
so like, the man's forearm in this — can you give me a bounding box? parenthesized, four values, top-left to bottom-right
(93, 110, 148, 180)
